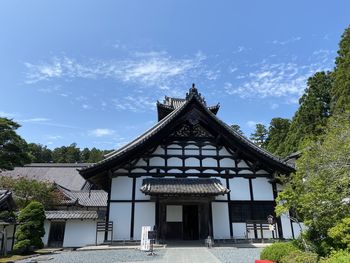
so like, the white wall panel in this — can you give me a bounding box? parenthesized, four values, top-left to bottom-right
(237, 160, 249, 168)
(149, 157, 165, 166)
(215, 177, 228, 200)
(212, 202, 230, 239)
(220, 158, 235, 168)
(135, 177, 151, 200)
(63, 220, 102, 247)
(252, 178, 274, 200)
(202, 158, 217, 167)
(185, 157, 200, 167)
(43, 221, 50, 246)
(111, 177, 133, 200)
(109, 203, 131, 240)
(232, 223, 246, 239)
(219, 147, 231, 156)
(168, 157, 182, 166)
(229, 178, 251, 200)
(153, 146, 165, 154)
(134, 203, 155, 240)
(280, 213, 293, 239)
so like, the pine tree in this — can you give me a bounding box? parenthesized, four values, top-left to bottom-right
(332, 26, 350, 113)
(265, 118, 290, 156)
(280, 71, 332, 156)
(250, 123, 268, 148)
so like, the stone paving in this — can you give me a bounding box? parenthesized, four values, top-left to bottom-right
(17, 246, 263, 263)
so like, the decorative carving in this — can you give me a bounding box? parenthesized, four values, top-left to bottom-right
(170, 123, 213, 138)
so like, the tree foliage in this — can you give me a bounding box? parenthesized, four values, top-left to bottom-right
(14, 201, 45, 254)
(230, 124, 244, 135)
(250, 123, 268, 148)
(276, 112, 350, 255)
(279, 71, 332, 156)
(265, 117, 291, 156)
(332, 26, 350, 114)
(0, 176, 60, 209)
(0, 117, 30, 170)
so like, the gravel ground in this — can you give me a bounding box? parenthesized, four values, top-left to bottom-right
(209, 247, 263, 263)
(17, 249, 165, 263)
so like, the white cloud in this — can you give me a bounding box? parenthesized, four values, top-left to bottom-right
(21, 117, 51, 123)
(271, 36, 302, 45)
(89, 128, 115, 137)
(0, 111, 18, 118)
(246, 120, 260, 128)
(270, 103, 279, 110)
(112, 95, 155, 112)
(24, 52, 212, 91)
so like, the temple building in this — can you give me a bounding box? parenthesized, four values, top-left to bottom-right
(80, 85, 297, 242)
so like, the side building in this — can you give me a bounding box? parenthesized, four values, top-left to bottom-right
(79, 85, 299, 242)
(2, 163, 108, 247)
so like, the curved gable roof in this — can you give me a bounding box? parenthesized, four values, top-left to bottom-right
(79, 87, 294, 188)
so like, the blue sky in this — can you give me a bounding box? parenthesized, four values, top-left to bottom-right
(0, 1, 349, 150)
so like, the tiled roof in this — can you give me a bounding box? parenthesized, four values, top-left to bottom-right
(45, 210, 99, 220)
(55, 184, 107, 207)
(140, 178, 230, 196)
(1, 163, 92, 191)
(80, 86, 294, 181)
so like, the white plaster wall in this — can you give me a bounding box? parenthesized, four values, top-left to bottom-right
(135, 177, 151, 200)
(166, 205, 182, 222)
(109, 203, 131, 240)
(229, 178, 251, 200)
(185, 157, 200, 167)
(252, 178, 274, 200)
(42, 220, 50, 246)
(220, 158, 235, 168)
(153, 146, 165, 154)
(280, 213, 293, 239)
(212, 202, 230, 239)
(168, 157, 182, 166)
(202, 158, 217, 167)
(237, 160, 249, 168)
(219, 147, 231, 156)
(215, 177, 228, 200)
(292, 222, 306, 238)
(232, 223, 246, 239)
(202, 149, 216, 156)
(111, 177, 133, 200)
(63, 220, 102, 247)
(149, 157, 165, 166)
(134, 202, 155, 240)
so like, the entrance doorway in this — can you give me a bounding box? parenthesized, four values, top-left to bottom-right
(48, 222, 65, 247)
(183, 205, 199, 240)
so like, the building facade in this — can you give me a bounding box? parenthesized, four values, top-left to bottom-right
(80, 85, 298, 242)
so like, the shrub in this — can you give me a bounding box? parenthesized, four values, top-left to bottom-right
(280, 250, 318, 263)
(260, 242, 298, 262)
(319, 250, 350, 263)
(328, 217, 350, 250)
(14, 201, 45, 254)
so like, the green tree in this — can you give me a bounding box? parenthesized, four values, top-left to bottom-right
(27, 143, 53, 163)
(14, 201, 45, 254)
(276, 112, 350, 255)
(250, 123, 268, 148)
(332, 26, 350, 113)
(265, 118, 291, 156)
(88, 147, 104, 163)
(0, 176, 60, 209)
(280, 71, 332, 156)
(80, 147, 90, 162)
(230, 124, 244, 135)
(0, 117, 30, 170)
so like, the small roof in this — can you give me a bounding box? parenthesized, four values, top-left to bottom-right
(0, 190, 16, 211)
(1, 163, 92, 191)
(45, 210, 99, 220)
(141, 178, 230, 196)
(55, 184, 107, 207)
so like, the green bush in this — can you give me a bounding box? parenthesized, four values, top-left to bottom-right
(14, 201, 45, 254)
(280, 250, 318, 263)
(328, 217, 350, 250)
(319, 250, 350, 263)
(260, 242, 299, 262)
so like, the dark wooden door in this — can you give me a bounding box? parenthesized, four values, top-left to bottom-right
(48, 222, 66, 247)
(183, 205, 199, 240)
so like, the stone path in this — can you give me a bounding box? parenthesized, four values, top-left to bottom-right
(155, 247, 221, 263)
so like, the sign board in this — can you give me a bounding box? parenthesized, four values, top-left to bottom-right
(140, 226, 152, 251)
(269, 224, 275, 231)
